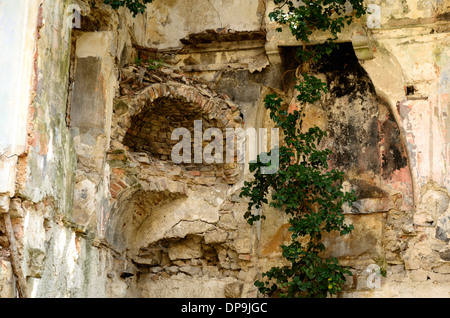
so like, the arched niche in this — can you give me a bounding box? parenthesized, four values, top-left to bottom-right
(102, 68, 247, 297)
(275, 41, 414, 212)
(110, 78, 244, 190)
(265, 42, 414, 264)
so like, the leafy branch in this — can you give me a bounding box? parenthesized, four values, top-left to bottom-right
(103, 0, 153, 17)
(240, 0, 366, 298)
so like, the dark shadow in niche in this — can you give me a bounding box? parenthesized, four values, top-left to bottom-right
(280, 43, 408, 177)
(121, 97, 229, 185)
(278, 43, 412, 214)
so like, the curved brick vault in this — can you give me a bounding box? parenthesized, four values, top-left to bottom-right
(104, 66, 246, 256)
(103, 67, 249, 287)
(108, 67, 245, 203)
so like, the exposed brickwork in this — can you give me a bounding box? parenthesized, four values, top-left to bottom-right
(109, 65, 244, 202)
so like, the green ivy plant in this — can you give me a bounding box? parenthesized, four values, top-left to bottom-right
(135, 56, 164, 70)
(103, 0, 153, 17)
(240, 0, 366, 298)
(147, 58, 164, 70)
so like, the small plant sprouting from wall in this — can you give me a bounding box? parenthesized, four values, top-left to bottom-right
(103, 0, 153, 17)
(373, 256, 388, 277)
(135, 56, 164, 70)
(240, 0, 367, 298)
(147, 58, 164, 70)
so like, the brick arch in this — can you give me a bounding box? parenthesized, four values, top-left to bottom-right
(131, 82, 241, 127)
(108, 76, 244, 207)
(104, 76, 246, 261)
(104, 180, 189, 255)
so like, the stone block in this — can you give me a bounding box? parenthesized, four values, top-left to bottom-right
(429, 272, 450, 283)
(179, 265, 202, 276)
(224, 281, 243, 298)
(409, 269, 430, 282)
(218, 213, 238, 231)
(0, 194, 9, 213)
(27, 247, 46, 278)
(432, 263, 450, 274)
(70, 57, 106, 132)
(439, 249, 450, 261)
(321, 214, 384, 259)
(203, 265, 220, 278)
(204, 229, 228, 244)
(414, 188, 450, 227)
(165, 266, 179, 274)
(72, 178, 97, 227)
(0, 260, 14, 298)
(9, 198, 24, 218)
(166, 220, 214, 239)
(135, 248, 163, 265)
(168, 236, 203, 260)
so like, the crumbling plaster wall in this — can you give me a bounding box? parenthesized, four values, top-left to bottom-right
(361, 17, 450, 298)
(0, 0, 110, 297)
(144, 0, 266, 50)
(0, 0, 267, 298)
(355, 0, 450, 297)
(0, 0, 148, 297)
(0, 0, 449, 298)
(264, 0, 450, 297)
(261, 0, 450, 297)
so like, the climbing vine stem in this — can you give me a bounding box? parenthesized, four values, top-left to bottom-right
(240, 0, 366, 298)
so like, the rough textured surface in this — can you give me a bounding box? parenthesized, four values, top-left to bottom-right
(0, 0, 449, 298)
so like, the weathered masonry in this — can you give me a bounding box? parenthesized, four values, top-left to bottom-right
(0, 0, 449, 298)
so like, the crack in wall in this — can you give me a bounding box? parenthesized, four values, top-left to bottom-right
(206, 0, 223, 28)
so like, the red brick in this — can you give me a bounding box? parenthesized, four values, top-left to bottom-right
(110, 182, 122, 193)
(116, 179, 128, 189)
(112, 168, 126, 176)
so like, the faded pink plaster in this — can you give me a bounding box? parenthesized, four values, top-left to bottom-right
(401, 100, 431, 183)
(412, 63, 440, 82)
(385, 166, 414, 211)
(400, 91, 450, 194)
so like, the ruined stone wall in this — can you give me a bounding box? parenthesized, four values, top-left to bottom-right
(0, 0, 449, 298)
(261, 0, 450, 297)
(0, 0, 107, 297)
(0, 0, 140, 297)
(348, 0, 450, 296)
